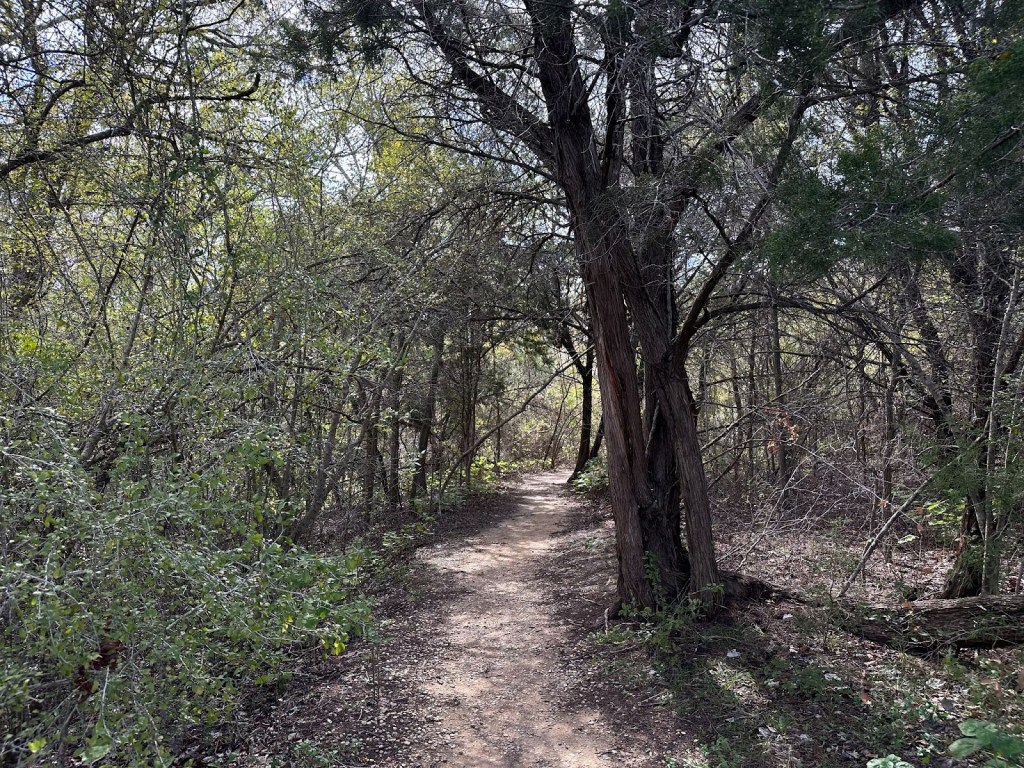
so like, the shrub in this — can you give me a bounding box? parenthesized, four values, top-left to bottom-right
(571, 455, 608, 494)
(0, 414, 369, 767)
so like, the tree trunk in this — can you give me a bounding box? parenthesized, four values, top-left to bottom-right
(411, 334, 443, 502)
(941, 244, 1010, 598)
(881, 363, 898, 515)
(583, 264, 655, 608)
(459, 326, 482, 488)
(579, 220, 700, 609)
(524, 1, 708, 614)
(747, 344, 757, 481)
(568, 344, 595, 483)
(641, 398, 690, 601)
(387, 368, 403, 515)
(838, 594, 1024, 650)
(768, 288, 790, 492)
(941, 544, 987, 600)
(588, 417, 604, 462)
(290, 409, 343, 544)
(361, 382, 382, 511)
(656, 369, 722, 608)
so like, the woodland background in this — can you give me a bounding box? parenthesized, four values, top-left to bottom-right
(1, 0, 1023, 765)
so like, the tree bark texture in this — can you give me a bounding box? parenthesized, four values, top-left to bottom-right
(839, 595, 1024, 650)
(568, 344, 594, 483)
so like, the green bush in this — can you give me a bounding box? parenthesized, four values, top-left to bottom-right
(0, 414, 369, 767)
(571, 455, 608, 494)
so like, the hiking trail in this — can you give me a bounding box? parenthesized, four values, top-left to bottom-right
(253, 472, 685, 767)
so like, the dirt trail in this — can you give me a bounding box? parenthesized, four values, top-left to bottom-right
(251, 472, 682, 767)
(406, 471, 647, 767)
(241, 469, 1023, 768)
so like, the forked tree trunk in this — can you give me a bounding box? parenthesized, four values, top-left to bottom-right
(579, 222, 702, 609)
(582, 262, 655, 607)
(655, 369, 721, 608)
(572, 181, 715, 611)
(528, 0, 713, 609)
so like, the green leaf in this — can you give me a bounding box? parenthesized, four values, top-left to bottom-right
(960, 719, 997, 737)
(78, 743, 112, 764)
(949, 737, 983, 758)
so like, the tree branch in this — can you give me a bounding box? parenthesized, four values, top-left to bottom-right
(412, 0, 555, 169)
(0, 75, 261, 180)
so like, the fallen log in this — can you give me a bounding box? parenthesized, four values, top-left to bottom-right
(837, 594, 1024, 650)
(723, 570, 802, 602)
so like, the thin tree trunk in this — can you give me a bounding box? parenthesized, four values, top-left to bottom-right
(747, 344, 757, 481)
(768, 286, 790, 492)
(588, 416, 604, 462)
(881, 362, 898, 519)
(411, 334, 443, 502)
(387, 368, 403, 515)
(460, 327, 482, 488)
(730, 357, 745, 488)
(361, 381, 382, 511)
(569, 344, 595, 482)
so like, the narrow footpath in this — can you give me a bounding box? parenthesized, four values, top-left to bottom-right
(250, 472, 686, 767)
(404, 471, 652, 766)
(238, 471, 1010, 768)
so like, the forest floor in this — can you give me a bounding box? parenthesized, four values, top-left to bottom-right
(221, 472, 1023, 768)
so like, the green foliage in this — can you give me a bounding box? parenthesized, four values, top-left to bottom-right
(700, 734, 748, 767)
(765, 129, 960, 280)
(946, 37, 1024, 181)
(570, 455, 608, 494)
(612, 588, 709, 663)
(283, 0, 397, 72)
(949, 720, 1024, 767)
(735, 0, 830, 79)
(767, 24, 1024, 282)
(286, 738, 363, 767)
(763, 172, 845, 278)
(0, 415, 369, 767)
(468, 456, 509, 490)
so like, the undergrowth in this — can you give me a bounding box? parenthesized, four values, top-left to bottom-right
(595, 599, 1024, 768)
(0, 416, 370, 767)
